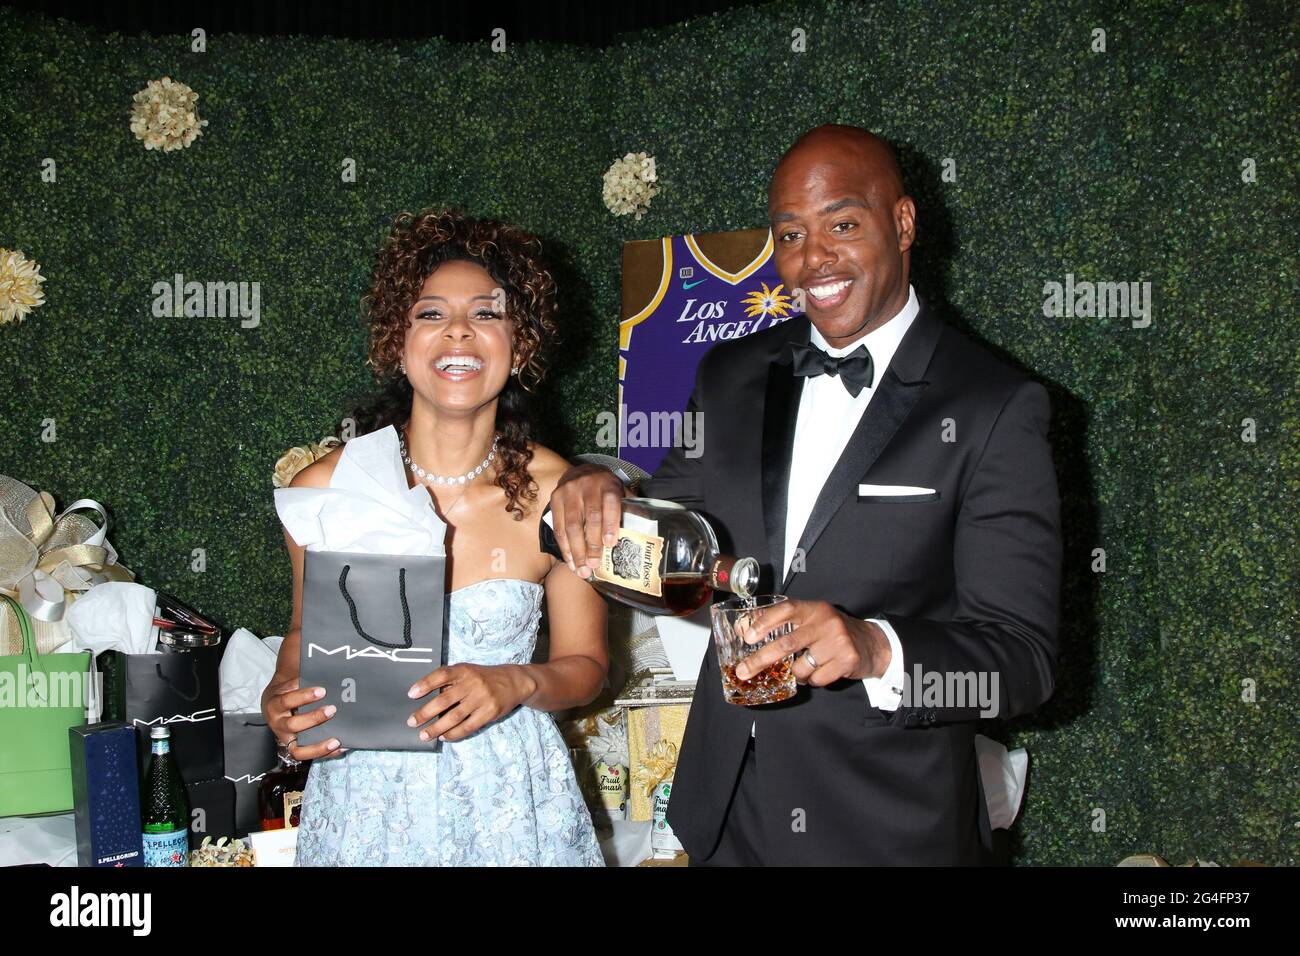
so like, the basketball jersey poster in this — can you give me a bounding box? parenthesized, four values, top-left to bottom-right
(617, 228, 803, 474)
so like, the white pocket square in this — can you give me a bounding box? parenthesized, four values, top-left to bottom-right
(858, 484, 937, 496)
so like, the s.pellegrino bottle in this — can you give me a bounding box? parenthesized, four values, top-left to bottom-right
(539, 497, 759, 616)
(141, 726, 190, 867)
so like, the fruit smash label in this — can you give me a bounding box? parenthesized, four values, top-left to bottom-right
(596, 760, 628, 815)
(596, 529, 664, 596)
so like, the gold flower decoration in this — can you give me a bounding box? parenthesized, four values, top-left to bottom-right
(0, 248, 46, 326)
(272, 436, 343, 488)
(130, 76, 210, 152)
(631, 739, 678, 797)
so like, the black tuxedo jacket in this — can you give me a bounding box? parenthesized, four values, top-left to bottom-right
(645, 297, 1062, 865)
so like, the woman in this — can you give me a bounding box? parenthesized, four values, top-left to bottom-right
(262, 209, 608, 866)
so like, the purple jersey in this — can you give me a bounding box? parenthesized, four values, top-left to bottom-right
(618, 232, 801, 473)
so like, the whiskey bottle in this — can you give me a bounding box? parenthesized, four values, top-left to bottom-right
(257, 742, 310, 830)
(539, 497, 759, 616)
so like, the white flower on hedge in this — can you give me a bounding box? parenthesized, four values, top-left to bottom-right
(602, 151, 660, 220)
(0, 248, 46, 326)
(130, 76, 210, 152)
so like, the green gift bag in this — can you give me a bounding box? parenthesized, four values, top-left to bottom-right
(0, 593, 92, 817)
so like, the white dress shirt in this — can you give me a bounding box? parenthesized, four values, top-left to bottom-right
(777, 284, 917, 713)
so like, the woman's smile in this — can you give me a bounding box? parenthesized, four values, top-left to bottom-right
(432, 349, 486, 382)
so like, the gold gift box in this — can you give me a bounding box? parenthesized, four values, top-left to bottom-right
(626, 702, 690, 821)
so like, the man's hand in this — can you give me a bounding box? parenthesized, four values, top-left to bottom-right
(406, 663, 537, 742)
(548, 463, 625, 579)
(733, 599, 891, 685)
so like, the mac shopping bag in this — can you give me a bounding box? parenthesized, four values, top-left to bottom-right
(296, 549, 445, 751)
(97, 640, 226, 784)
(222, 713, 278, 837)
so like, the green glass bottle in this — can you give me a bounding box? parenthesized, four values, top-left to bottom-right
(141, 726, 190, 867)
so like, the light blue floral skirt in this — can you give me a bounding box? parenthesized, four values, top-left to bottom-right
(295, 705, 604, 866)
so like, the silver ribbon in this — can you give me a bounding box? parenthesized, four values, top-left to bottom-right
(0, 479, 130, 623)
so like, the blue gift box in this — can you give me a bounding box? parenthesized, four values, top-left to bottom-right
(69, 722, 144, 867)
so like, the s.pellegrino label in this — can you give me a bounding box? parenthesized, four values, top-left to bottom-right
(142, 830, 189, 867)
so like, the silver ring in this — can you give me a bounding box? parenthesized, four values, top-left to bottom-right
(802, 649, 818, 669)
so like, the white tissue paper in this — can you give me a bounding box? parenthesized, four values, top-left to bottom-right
(60, 581, 158, 656)
(273, 425, 446, 557)
(219, 627, 284, 715)
(0, 814, 79, 868)
(54, 580, 158, 722)
(974, 733, 1029, 830)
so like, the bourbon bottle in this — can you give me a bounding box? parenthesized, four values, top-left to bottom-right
(257, 742, 310, 831)
(540, 497, 759, 616)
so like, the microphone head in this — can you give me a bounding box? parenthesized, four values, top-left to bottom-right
(571, 453, 652, 488)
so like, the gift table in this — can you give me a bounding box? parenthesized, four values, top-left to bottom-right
(0, 811, 657, 868)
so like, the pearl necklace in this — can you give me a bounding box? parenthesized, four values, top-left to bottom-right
(400, 432, 499, 487)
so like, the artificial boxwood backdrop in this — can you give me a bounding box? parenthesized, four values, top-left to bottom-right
(1, 0, 1295, 865)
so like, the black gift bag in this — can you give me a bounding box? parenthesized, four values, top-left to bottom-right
(222, 713, 277, 837)
(186, 776, 236, 849)
(297, 549, 446, 751)
(98, 634, 225, 785)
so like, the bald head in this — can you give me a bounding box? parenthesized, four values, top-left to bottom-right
(767, 124, 916, 346)
(775, 125, 906, 203)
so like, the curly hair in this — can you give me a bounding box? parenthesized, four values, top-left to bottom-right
(342, 208, 558, 520)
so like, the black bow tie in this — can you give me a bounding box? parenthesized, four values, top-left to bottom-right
(784, 341, 875, 397)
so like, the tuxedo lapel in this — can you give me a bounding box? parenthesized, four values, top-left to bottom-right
(760, 321, 809, 590)
(780, 302, 944, 592)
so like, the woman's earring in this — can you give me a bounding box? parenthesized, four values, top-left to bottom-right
(399, 361, 407, 374)
(511, 365, 519, 375)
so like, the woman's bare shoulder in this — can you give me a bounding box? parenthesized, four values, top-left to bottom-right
(527, 443, 571, 498)
(288, 445, 344, 489)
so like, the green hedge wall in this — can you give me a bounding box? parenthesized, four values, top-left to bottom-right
(1, 0, 1295, 865)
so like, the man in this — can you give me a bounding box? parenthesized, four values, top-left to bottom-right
(550, 124, 1062, 865)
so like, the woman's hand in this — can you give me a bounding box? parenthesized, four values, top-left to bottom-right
(406, 663, 537, 742)
(263, 676, 346, 761)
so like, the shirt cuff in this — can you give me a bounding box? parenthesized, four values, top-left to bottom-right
(862, 617, 904, 711)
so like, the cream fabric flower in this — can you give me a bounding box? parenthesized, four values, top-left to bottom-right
(130, 76, 210, 152)
(272, 436, 343, 488)
(602, 152, 660, 220)
(0, 248, 46, 325)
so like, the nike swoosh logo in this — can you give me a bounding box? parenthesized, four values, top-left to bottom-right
(682, 279, 707, 289)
